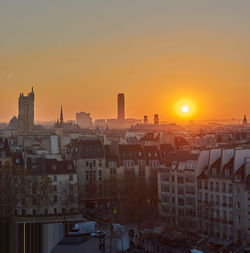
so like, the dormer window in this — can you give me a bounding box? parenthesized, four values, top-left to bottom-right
(52, 164, 57, 171)
(172, 161, 177, 169)
(68, 164, 72, 170)
(236, 175, 241, 182)
(155, 152, 157, 157)
(225, 169, 230, 177)
(1, 151, 6, 157)
(16, 159, 20, 164)
(139, 152, 142, 156)
(148, 153, 151, 157)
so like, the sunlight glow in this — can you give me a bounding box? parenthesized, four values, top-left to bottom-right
(174, 99, 196, 118)
(182, 105, 189, 113)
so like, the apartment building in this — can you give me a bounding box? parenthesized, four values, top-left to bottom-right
(157, 150, 208, 232)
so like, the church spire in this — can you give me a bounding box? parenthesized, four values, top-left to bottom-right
(60, 105, 64, 124)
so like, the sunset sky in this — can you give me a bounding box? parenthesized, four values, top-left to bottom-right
(1, 0, 250, 123)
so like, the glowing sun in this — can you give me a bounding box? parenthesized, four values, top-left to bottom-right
(181, 105, 189, 113)
(174, 99, 196, 118)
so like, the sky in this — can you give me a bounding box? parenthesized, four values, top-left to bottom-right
(0, 0, 250, 123)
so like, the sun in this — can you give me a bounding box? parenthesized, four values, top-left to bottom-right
(181, 105, 189, 113)
(174, 99, 196, 118)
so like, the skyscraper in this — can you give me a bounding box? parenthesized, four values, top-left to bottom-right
(117, 93, 125, 120)
(18, 87, 35, 132)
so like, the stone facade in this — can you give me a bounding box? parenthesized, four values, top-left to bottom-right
(18, 88, 35, 132)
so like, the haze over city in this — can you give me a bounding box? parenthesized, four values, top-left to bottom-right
(2, 1, 250, 253)
(1, 0, 250, 122)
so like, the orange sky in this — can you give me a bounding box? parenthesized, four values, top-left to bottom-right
(1, 0, 250, 123)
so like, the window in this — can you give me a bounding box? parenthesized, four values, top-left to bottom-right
(98, 160, 102, 167)
(53, 185, 57, 192)
(237, 215, 241, 224)
(0, 143, 3, 148)
(1, 151, 6, 157)
(68, 164, 72, 170)
(236, 175, 241, 182)
(69, 174, 73, 181)
(216, 182, 219, 191)
(54, 195, 57, 203)
(139, 152, 142, 156)
(99, 170, 102, 181)
(16, 158, 20, 164)
(237, 202, 240, 209)
(33, 209, 36, 215)
(54, 208, 57, 214)
(237, 189, 240, 196)
(53, 175, 57, 182)
(52, 164, 57, 171)
(210, 182, 214, 190)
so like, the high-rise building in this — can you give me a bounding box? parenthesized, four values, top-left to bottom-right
(117, 93, 125, 120)
(18, 87, 34, 132)
(154, 114, 159, 125)
(76, 112, 92, 129)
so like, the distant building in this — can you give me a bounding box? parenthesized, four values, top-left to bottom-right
(54, 106, 80, 132)
(76, 112, 92, 129)
(18, 87, 35, 132)
(243, 115, 248, 125)
(8, 116, 18, 130)
(95, 119, 106, 128)
(143, 115, 148, 124)
(117, 93, 125, 120)
(154, 114, 159, 125)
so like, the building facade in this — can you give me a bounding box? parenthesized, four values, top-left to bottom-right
(18, 88, 35, 132)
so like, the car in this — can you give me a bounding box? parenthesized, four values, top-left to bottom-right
(90, 230, 106, 238)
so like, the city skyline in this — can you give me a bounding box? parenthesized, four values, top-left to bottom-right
(1, 0, 250, 122)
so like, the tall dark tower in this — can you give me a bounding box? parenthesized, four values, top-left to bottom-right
(18, 87, 35, 132)
(60, 105, 64, 124)
(117, 93, 125, 120)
